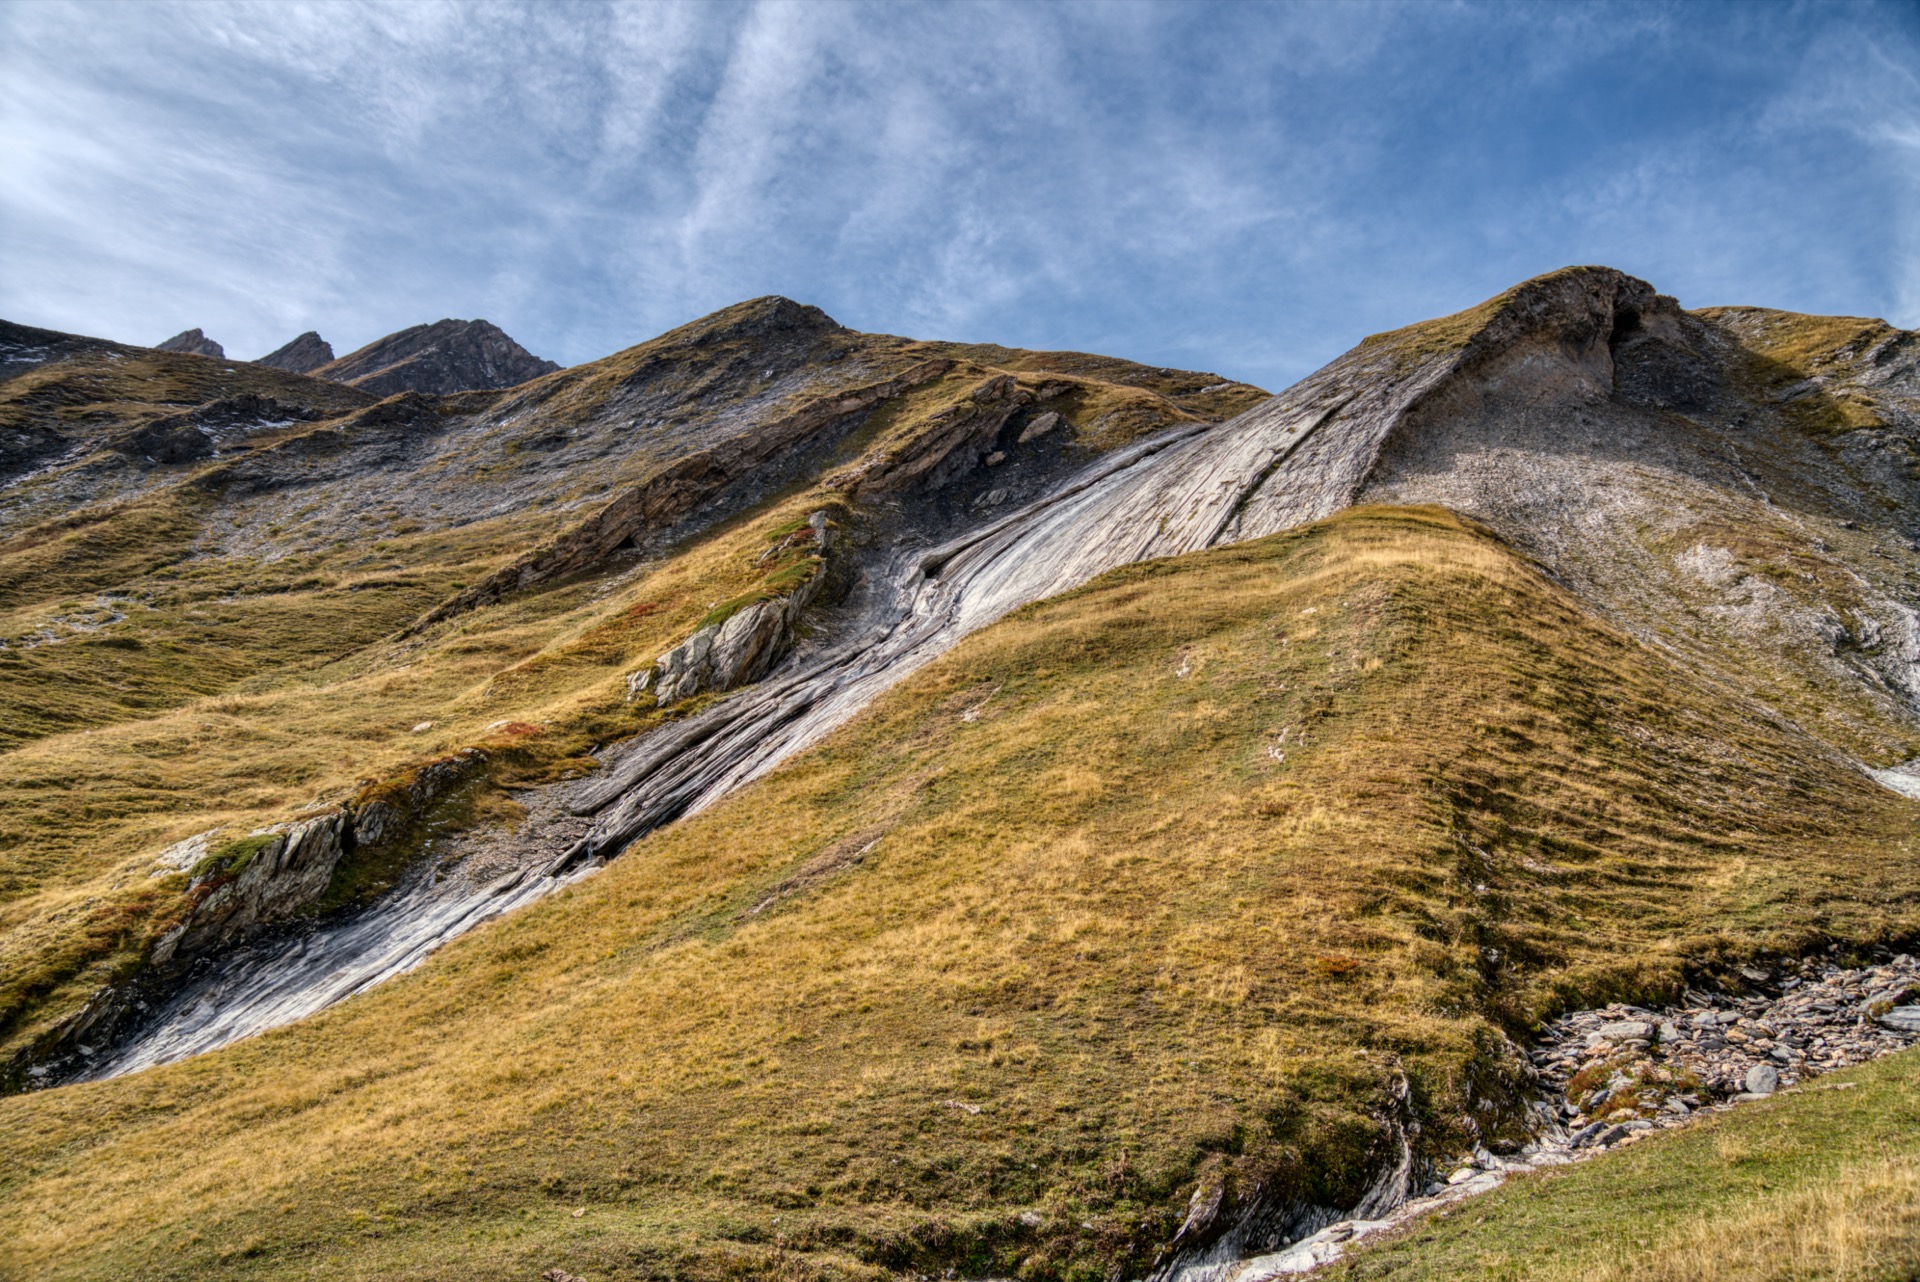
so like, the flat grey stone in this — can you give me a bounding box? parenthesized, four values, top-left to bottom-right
(1877, 1006, 1920, 1033)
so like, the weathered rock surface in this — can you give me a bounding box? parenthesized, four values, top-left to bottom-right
(1178, 955, 1920, 1280)
(1533, 956, 1920, 1114)
(417, 362, 946, 628)
(150, 811, 354, 965)
(312, 318, 560, 395)
(154, 328, 224, 358)
(255, 330, 335, 373)
(831, 372, 1036, 494)
(650, 513, 831, 706)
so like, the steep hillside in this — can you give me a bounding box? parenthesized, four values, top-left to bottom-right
(1357, 272, 1920, 766)
(0, 298, 1262, 1073)
(1, 507, 1915, 1281)
(2, 267, 1918, 1281)
(257, 331, 335, 374)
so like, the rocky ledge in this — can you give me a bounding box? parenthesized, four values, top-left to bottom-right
(638, 511, 833, 706)
(1196, 953, 1920, 1280)
(1533, 954, 1920, 1145)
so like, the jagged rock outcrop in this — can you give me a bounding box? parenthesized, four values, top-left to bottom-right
(149, 811, 354, 965)
(313, 319, 560, 395)
(155, 328, 225, 358)
(415, 362, 949, 629)
(646, 513, 831, 706)
(832, 373, 1038, 494)
(256, 330, 335, 373)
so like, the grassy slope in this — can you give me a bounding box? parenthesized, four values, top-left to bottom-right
(3, 507, 1916, 1281)
(0, 320, 1263, 1061)
(0, 487, 845, 1055)
(1335, 1048, 1920, 1282)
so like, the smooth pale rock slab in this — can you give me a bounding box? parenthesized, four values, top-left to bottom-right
(1599, 1020, 1654, 1040)
(1878, 1006, 1920, 1033)
(1744, 1064, 1780, 1095)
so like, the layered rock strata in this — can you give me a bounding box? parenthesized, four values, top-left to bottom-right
(416, 363, 950, 629)
(645, 512, 832, 706)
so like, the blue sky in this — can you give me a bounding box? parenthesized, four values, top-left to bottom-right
(2, 0, 1916, 390)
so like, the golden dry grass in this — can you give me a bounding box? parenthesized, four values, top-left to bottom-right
(2, 506, 1916, 1281)
(0, 316, 1263, 1057)
(0, 484, 846, 1055)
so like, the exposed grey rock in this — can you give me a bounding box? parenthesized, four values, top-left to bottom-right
(256, 330, 335, 373)
(1018, 409, 1066, 443)
(155, 328, 224, 358)
(1599, 1019, 1654, 1040)
(1878, 1005, 1920, 1033)
(649, 513, 833, 707)
(1743, 1063, 1780, 1095)
(832, 372, 1032, 494)
(149, 810, 353, 965)
(417, 361, 946, 630)
(312, 318, 559, 395)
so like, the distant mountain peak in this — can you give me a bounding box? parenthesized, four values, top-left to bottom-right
(256, 331, 334, 374)
(313, 318, 561, 396)
(155, 328, 224, 358)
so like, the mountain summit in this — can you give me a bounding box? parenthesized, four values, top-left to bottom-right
(310, 317, 561, 395)
(254, 330, 334, 373)
(153, 327, 223, 358)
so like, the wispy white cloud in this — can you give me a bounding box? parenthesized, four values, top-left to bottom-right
(1, 0, 1913, 384)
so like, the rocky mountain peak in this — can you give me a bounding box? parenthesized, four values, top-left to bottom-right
(154, 328, 225, 358)
(311, 318, 561, 396)
(255, 331, 334, 374)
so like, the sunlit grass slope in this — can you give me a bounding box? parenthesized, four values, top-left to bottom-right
(0, 486, 845, 1058)
(3, 506, 1916, 1281)
(1334, 1048, 1920, 1282)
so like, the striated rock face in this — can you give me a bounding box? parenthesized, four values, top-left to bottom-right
(417, 362, 948, 628)
(650, 512, 831, 706)
(831, 372, 1036, 495)
(313, 318, 560, 395)
(150, 811, 354, 966)
(255, 330, 335, 373)
(154, 328, 225, 358)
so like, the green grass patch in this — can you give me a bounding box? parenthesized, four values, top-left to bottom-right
(1335, 1049, 1920, 1282)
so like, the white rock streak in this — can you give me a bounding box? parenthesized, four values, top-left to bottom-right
(86, 332, 1445, 1081)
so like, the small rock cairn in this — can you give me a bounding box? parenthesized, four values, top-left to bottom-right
(1527, 954, 1920, 1155)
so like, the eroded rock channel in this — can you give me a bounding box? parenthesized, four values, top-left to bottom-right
(1177, 953, 1920, 1280)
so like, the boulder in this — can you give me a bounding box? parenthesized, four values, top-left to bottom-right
(1599, 1019, 1654, 1041)
(709, 601, 786, 690)
(1017, 410, 1066, 443)
(1743, 1063, 1780, 1095)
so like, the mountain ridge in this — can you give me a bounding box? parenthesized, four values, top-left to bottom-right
(1, 267, 1917, 1282)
